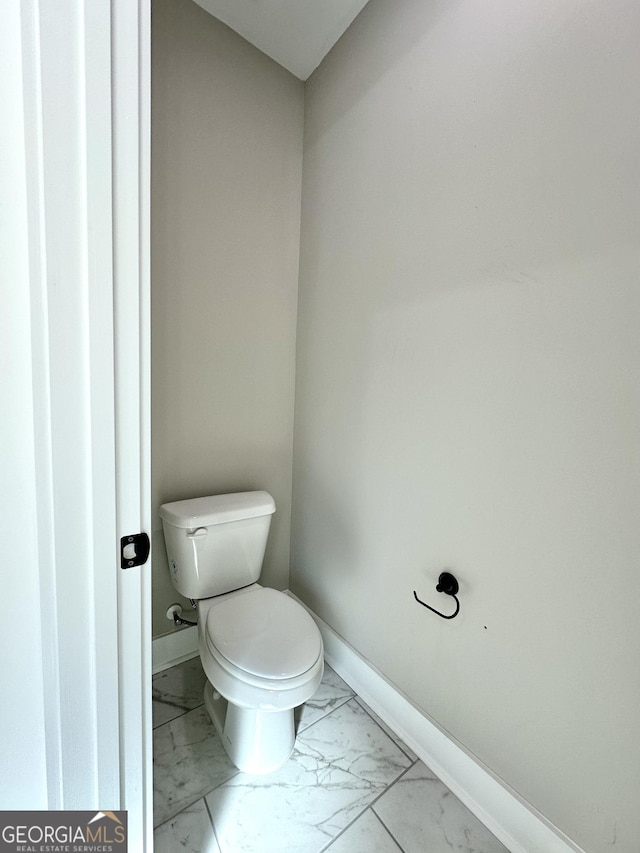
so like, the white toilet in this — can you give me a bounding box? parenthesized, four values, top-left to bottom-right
(159, 491, 324, 774)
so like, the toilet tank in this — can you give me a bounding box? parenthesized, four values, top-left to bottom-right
(159, 491, 276, 599)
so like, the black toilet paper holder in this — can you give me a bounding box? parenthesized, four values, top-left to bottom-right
(413, 572, 460, 620)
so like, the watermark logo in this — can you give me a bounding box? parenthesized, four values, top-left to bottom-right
(0, 811, 127, 852)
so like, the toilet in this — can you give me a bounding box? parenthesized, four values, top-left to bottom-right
(159, 491, 324, 774)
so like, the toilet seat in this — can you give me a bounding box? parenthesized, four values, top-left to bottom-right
(198, 586, 324, 711)
(205, 586, 322, 680)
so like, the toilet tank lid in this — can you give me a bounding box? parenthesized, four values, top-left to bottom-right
(159, 491, 275, 528)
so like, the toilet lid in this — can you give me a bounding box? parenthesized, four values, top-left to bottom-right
(206, 588, 322, 680)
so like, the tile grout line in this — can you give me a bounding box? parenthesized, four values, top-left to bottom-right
(296, 693, 355, 736)
(372, 805, 410, 853)
(317, 805, 407, 853)
(152, 699, 205, 730)
(203, 794, 224, 853)
(367, 762, 422, 853)
(371, 809, 407, 853)
(367, 760, 421, 817)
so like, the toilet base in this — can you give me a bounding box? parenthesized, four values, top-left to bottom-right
(204, 681, 295, 774)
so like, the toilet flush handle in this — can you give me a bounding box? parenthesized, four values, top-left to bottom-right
(186, 527, 208, 539)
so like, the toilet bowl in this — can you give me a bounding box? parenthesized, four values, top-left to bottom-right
(159, 491, 324, 774)
(198, 584, 324, 773)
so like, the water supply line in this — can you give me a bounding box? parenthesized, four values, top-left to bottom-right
(166, 602, 198, 627)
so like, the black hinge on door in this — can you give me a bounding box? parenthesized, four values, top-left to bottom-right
(120, 532, 150, 569)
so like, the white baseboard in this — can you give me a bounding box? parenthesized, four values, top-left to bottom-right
(289, 592, 583, 853)
(152, 625, 198, 674)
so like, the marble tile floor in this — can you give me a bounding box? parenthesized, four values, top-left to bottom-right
(153, 657, 509, 853)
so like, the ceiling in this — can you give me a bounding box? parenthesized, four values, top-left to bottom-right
(192, 0, 372, 81)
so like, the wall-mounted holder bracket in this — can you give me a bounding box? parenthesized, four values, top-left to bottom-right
(413, 572, 460, 619)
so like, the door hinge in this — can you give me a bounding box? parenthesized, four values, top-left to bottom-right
(120, 532, 150, 569)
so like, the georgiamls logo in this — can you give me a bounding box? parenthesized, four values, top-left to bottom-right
(0, 809, 128, 851)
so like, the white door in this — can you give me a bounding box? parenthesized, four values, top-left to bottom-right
(1, 0, 152, 847)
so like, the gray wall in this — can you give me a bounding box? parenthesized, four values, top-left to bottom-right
(151, 0, 303, 636)
(291, 1, 640, 851)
